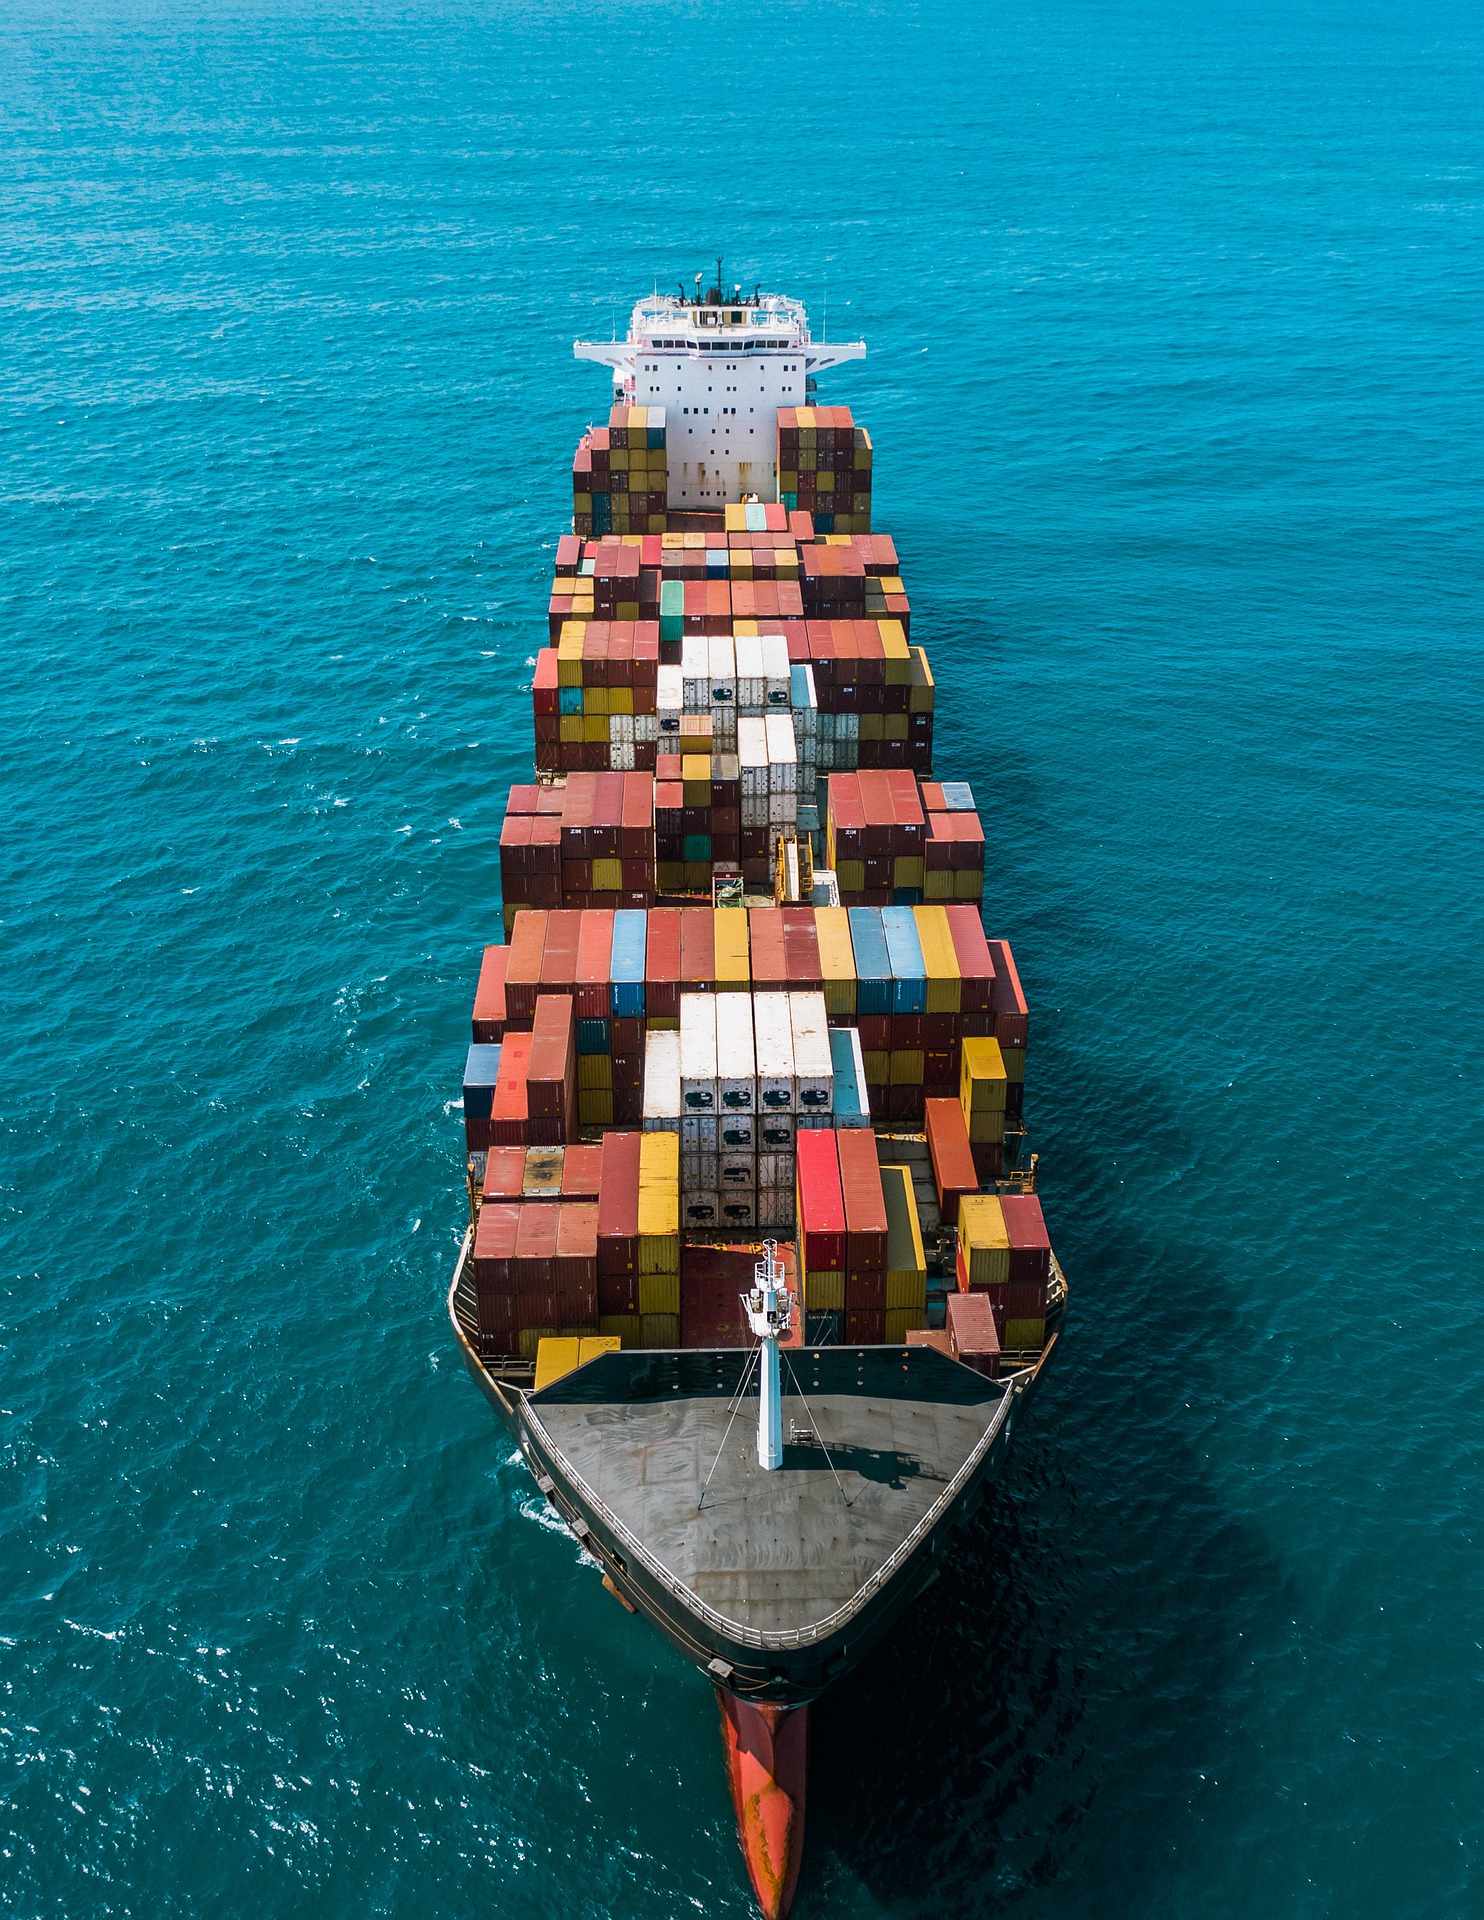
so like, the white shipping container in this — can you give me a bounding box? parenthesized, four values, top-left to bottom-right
(753, 993, 796, 1111)
(684, 1190, 721, 1230)
(734, 634, 765, 713)
(681, 1113, 719, 1149)
(768, 790, 798, 825)
(761, 634, 791, 706)
(764, 712, 798, 791)
(714, 994, 756, 1110)
(710, 707, 737, 751)
(642, 1030, 681, 1131)
(758, 1111, 795, 1151)
(758, 1150, 794, 1189)
(789, 991, 833, 1113)
(681, 635, 709, 712)
(657, 664, 683, 735)
(720, 1192, 758, 1230)
(717, 1151, 756, 1190)
(707, 635, 736, 704)
(609, 740, 636, 771)
(635, 711, 659, 743)
(718, 1111, 757, 1151)
(741, 794, 769, 830)
(737, 716, 769, 796)
(680, 994, 717, 1111)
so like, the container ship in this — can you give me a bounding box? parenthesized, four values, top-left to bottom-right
(447, 276, 1065, 1916)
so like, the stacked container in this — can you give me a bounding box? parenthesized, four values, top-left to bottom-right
(955, 1192, 1051, 1351)
(775, 406, 872, 533)
(880, 1163, 927, 1343)
(637, 1130, 681, 1346)
(837, 1127, 888, 1344)
(572, 406, 668, 537)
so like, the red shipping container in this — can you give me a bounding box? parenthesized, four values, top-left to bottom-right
(481, 1144, 527, 1204)
(680, 906, 715, 989)
(985, 938, 1028, 1048)
(596, 1131, 642, 1279)
(513, 1202, 559, 1289)
(845, 1269, 887, 1313)
(504, 913, 548, 1024)
(490, 1032, 533, 1145)
(645, 907, 682, 1019)
(472, 944, 510, 1042)
(780, 906, 822, 988)
(540, 908, 582, 991)
(844, 1308, 887, 1345)
(554, 1202, 599, 1316)
(796, 1129, 845, 1274)
(748, 907, 788, 987)
(471, 1202, 521, 1287)
(575, 909, 615, 1019)
(527, 995, 576, 1137)
(924, 1098, 978, 1225)
(945, 1292, 1000, 1377)
(999, 1193, 1051, 1286)
(836, 1127, 888, 1270)
(561, 1144, 603, 1200)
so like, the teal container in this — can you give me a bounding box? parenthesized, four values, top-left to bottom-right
(881, 905, 927, 1014)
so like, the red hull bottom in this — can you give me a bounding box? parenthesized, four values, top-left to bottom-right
(717, 1690, 810, 1918)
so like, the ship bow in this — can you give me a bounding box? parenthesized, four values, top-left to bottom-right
(718, 1690, 809, 1919)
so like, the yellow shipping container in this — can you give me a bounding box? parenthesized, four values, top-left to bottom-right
(533, 1336, 582, 1389)
(577, 1053, 613, 1091)
(559, 715, 583, 743)
(859, 713, 884, 742)
(573, 491, 593, 515)
(598, 1313, 641, 1346)
(838, 860, 866, 893)
(815, 907, 856, 1017)
(725, 503, 748, 531)
(805, 1269, 845, 1312)
(909, 647, 935, 713)
(863, 1049, 890, 1084)
(582, 686, 609, 715)
(913, 906, 962, 1013)
(713, 908, 750, 988)
(639, 1313, 681, 1350)
(579, 1090, 614, 1127)
(958, 1195, 1009, 1288)
(1004, 1319, 1046, 1351)
(881, 1163, 926, 1311)
(924, 870, 953, 901)
(954, 871, 983, 901)
(885, 1307, 927, 1344)
(884, 712, 909, 742)
(638, 1133, 680, 1271)
(889, 1049, 925, 1085)
(893, 856, 924, 889)
(593, 858, 623, 891)
(968, 1109, 1006, 1145)
(638, 1271, 680, 1316)
(960, 1036, 1008, 1113)
(1002, 1043, 1026, 1084)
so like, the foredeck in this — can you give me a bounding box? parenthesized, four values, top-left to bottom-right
(523, 1348, 1011, 1643)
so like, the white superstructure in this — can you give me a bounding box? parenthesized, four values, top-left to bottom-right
(575, 286, 864, 510)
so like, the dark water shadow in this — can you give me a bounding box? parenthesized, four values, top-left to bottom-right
(799, 1054, 1293, 1919)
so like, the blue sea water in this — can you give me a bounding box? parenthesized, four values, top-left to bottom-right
(3, 0, 1483, 1912)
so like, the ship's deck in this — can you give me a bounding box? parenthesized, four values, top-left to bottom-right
(523, 1348, 1010, 1642)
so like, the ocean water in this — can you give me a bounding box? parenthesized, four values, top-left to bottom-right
(3, 0, 1482, 1912)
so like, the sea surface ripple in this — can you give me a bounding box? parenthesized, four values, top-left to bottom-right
(2, 0, 1482, 1914)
